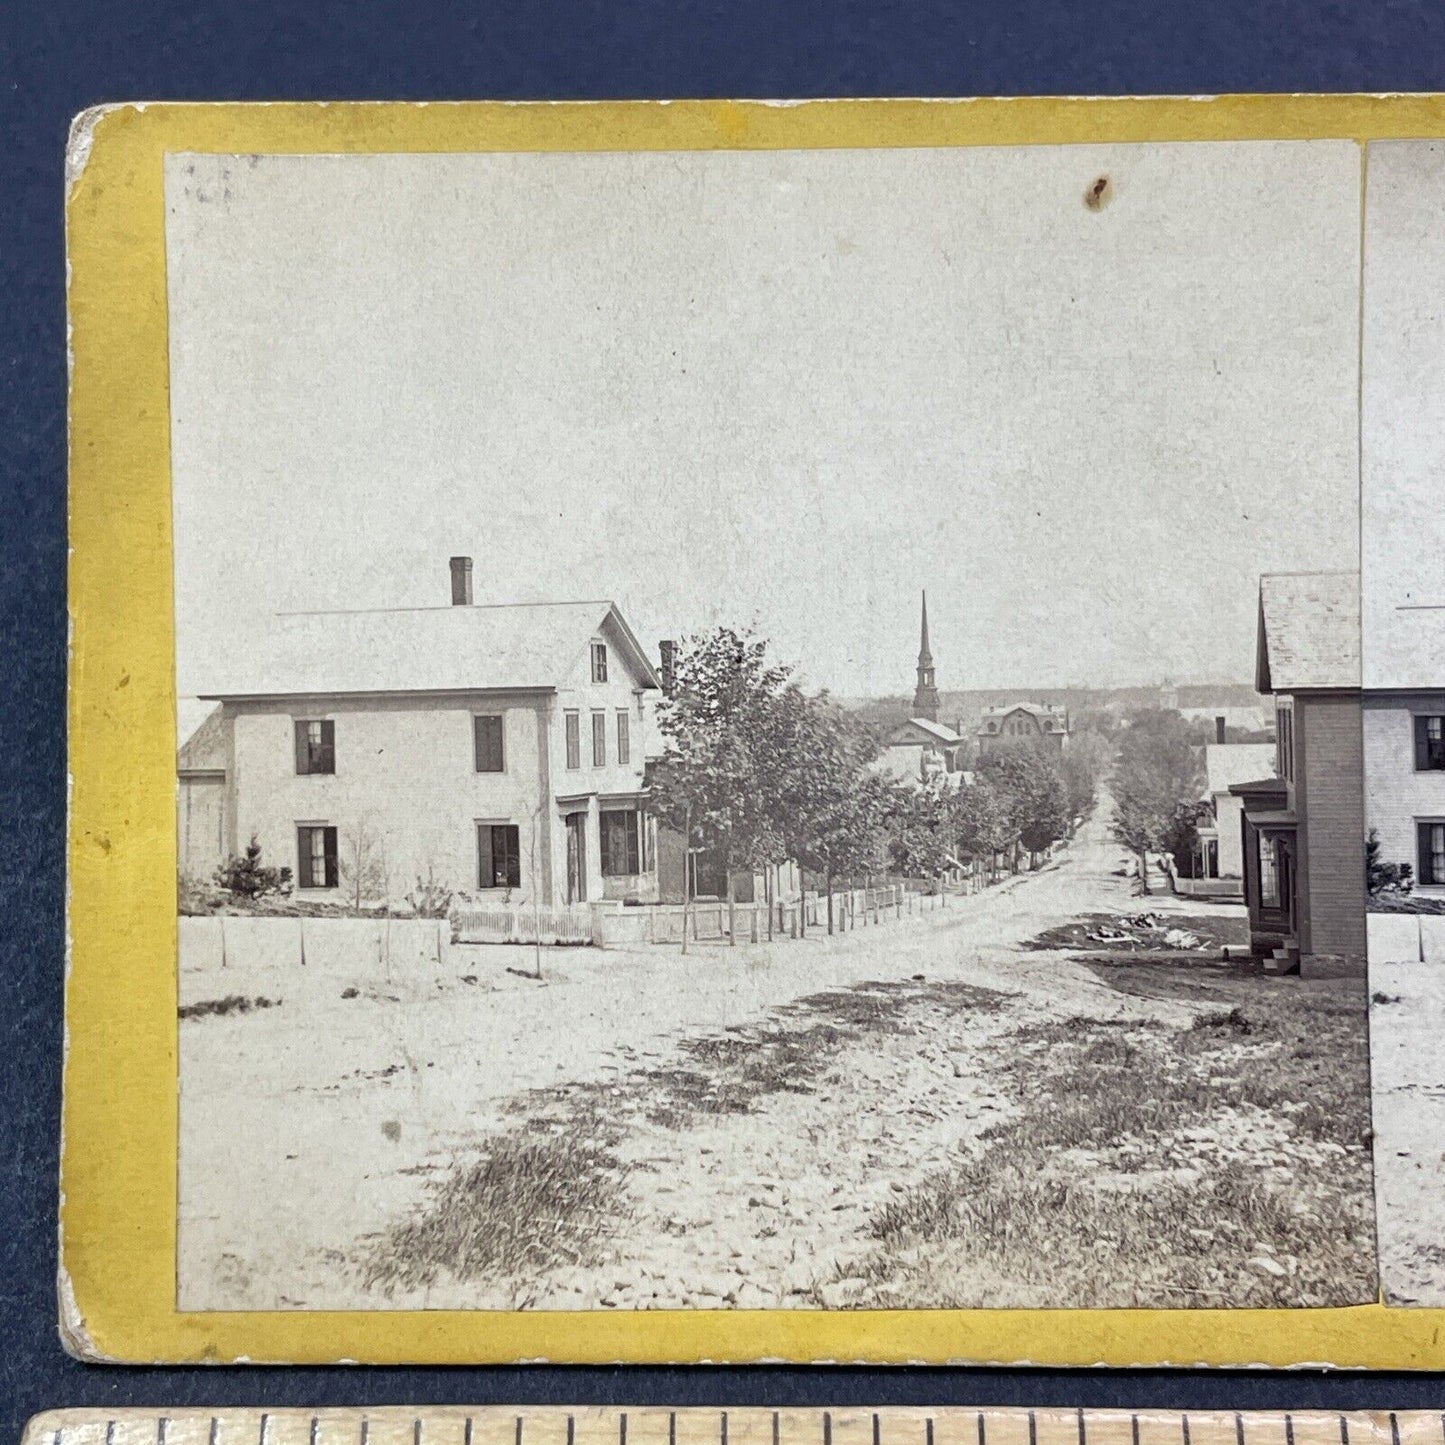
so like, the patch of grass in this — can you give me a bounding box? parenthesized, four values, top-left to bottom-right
(178, 994, 280, 1021)
(362, 1127, 626, 1294)
(850, 961, 1375, 1308)
(512, 977, 1015, 1133)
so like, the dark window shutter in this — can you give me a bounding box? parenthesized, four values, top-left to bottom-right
(502, 826, 521, 887)
(319, 720, 335, 773)
(1417, 716, 1429, 771)
(296, 827, 313, 888)
(1420, 822, 1435, 885)
(294, 722, 308, 775)
(323, 828, 339, 887)
(478, 825, 493, 887)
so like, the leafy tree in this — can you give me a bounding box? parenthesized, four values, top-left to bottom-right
(772, 689, 889, 933)
(976, 742, 1069, 870)
(649, 628, 794, 949)
(1109, 713, 1203, 894)
(955, 774, 1015, 879)
(887, 780, 961, 892)
(214, 836, 292, 902)
(1161, 801, 1212, 879)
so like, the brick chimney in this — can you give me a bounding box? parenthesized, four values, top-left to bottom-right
(1215, 715, 1227, 744)
(449, 556, 473, 606)
(659, 639, 677, 694)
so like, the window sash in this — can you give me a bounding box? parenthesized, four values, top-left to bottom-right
(592, 711, 606, 767)
(600, 809, 641, 877)
(479, 823, 521, 889)
(474, 714, 505, 772)
(565, 712, 580, 769)
(297, 825, 338, 888)
(295, 719, 335, 775)
(616, 709, 630, 765)
(591, 642, 608, 683)
(1417, 716, 1445, 771)
(1258, 834, 1280, 908)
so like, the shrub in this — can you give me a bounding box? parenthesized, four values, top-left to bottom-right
(405, 870, 455, 919)
(1366, 829, 1414, 897)
(214, 836, 293, 901)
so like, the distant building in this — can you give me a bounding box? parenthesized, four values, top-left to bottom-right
(879, 592, 971, 786)
(179, 557, 662, 908)
(1193, 741, 1279, 893)
(1234, 572, 1365, 976)
(880, 716, 969, 786)
(975, 702, 1070, 756)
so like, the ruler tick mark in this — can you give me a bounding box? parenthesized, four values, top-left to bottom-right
(669, 1415, 676, 1445)
(620, 1414, 628, 1445)
(260, 1415, 271, 1445)
(1131, 1416, 1140, 1445)
(1029, 1413, 1037, 1445)
(1079, 1408, 1087, 1445)
(1391, 1417, 1402, 1445)
(516, 1418, 524, 1445)
(567, 1417, 575, 1445)
(873, 1415, 881, 1445)
(1285, 1417, 1293, 1445)
(464, 1422, 473, 1445)
(310, 1419, 319, 1445)
(825, 1413, 833, 1445)
(414, 1420, 422, 1445)
(1183, 1417, 1191, 1445)
(722, 1413, 728, 1445)
(210, 1420, 220, 1445)
(773, 1415, 780, 1445)
(1235, 1415, 1246, 1445)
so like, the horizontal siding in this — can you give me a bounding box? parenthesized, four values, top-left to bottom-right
(1365, 695, 1445, 886)
(1298, 695, 1367, 960)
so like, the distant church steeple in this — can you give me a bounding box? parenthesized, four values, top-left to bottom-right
(913, 590, 940, 721)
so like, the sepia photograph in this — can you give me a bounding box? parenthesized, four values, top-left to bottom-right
(1358, 140, 1445, 1308)
(166, 140, 1378, 1313)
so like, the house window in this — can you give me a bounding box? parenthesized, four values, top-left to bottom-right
(616, 709, 630, 765)
(600, 808, 642, 876)
(473, 714, 505, 772)
(296, 825, 338, 889)
(1258, 834, 1280, 908)
(478, 823, 521, 889)
(1415, 716, 1445, 771)
(294, 719, 335, 775)
(1418, 821, 1445, 886)
(592, 710, 607, 767)
(591, 641, 608, 683)
(1276, 706, 1294, 781)
(565, 711, 580, 770)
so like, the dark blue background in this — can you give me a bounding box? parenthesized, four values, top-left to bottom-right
(6, 0, 1445, 1435)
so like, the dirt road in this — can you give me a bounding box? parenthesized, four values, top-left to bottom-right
(178, 810, 1372, 1311)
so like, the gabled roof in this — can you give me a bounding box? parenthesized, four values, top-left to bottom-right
(198, 601, 661, 700)
(1256, 571, 1360, 694)
(1204, 742, 1278, 796)
(178, 704, 225, 770)
(976, 702, 1069, 734)
(890, 716, 963, 746)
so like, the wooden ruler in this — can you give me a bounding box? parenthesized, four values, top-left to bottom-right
(20, 1410, 1445, 1445)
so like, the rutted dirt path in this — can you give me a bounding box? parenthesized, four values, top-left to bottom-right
(179, 810, 1264, 1311)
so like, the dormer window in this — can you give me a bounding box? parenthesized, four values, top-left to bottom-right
(591, 641, 608, 683)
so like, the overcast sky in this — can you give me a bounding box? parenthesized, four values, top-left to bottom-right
(166, 141, 1362, 704)
(1362, 141, 1445, 689)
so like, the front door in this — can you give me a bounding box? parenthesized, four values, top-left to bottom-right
(565, 811, 588, 904)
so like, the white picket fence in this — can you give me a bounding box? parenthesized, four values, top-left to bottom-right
(452, 901, 594, 946)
